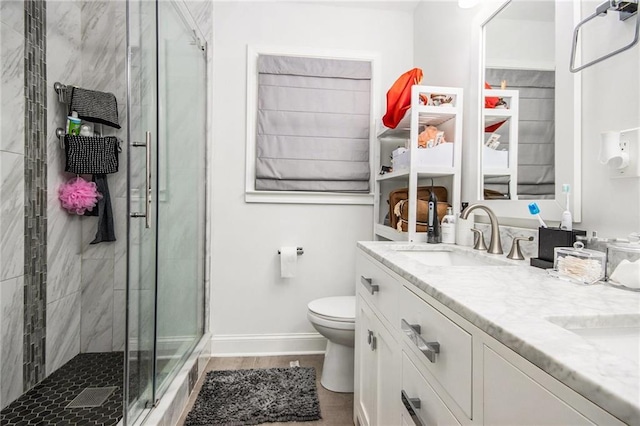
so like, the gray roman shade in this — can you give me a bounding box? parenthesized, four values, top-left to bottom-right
(255, 55, 371, 192)
(484, 68, 555, 199)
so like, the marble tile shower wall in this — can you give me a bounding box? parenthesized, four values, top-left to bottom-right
(1, 0, 128, 410)
(45, 0, 129, 374)
(0, 0, 27, 409)
(45, 0, 82, 379)
(76, 0, 128, 355)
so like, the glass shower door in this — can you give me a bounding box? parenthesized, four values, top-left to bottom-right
(154, 0, 206, 395)
(125, 0, 159, 423)
(125, 1, 206, 422)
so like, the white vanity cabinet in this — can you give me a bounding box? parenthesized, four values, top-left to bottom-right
(483, 346, 593, 425)
(401, 352, 461, 426)
(354, 249, 628, 426)
(400, 286, 472, 419)
(355, 296, 401, 426)
(355, 252, 402, 426)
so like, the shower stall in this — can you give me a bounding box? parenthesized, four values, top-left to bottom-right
(0, 1, 208, 425)
(126, 0, 207, 423)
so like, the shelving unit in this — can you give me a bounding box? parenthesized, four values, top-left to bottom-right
(374, 85, 463, 242)
(482, 89, 519, 199)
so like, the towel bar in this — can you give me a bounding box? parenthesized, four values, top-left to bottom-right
(570, 0, 639, 73)
(54, 82, 68, 103)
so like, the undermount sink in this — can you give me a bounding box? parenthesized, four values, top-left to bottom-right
(393, 249, 509, 267)
(546, 314, 640, 365)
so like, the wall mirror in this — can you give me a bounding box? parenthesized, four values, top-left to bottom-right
(473, 0, 582, 221)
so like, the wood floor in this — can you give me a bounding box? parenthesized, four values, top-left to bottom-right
(177, 355, 354, 426)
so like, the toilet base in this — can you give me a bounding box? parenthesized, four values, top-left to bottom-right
(320, 340, 354, 393)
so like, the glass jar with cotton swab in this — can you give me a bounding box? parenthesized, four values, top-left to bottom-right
(548, 242, 605, 285)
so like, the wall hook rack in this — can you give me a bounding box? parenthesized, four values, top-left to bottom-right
(56, 128, 65, 149)
(53, 82, 68, 103)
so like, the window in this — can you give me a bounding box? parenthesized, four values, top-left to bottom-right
(246, 47, 378, 204)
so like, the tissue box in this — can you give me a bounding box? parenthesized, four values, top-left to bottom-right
(606, 242, 640, 289)
(392, 143, 454, 170)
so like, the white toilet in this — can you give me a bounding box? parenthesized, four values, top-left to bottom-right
(307, 296, 355, 393)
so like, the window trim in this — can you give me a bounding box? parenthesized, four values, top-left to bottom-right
(245, 45, 379, 205)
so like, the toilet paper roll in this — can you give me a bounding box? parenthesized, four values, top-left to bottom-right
(280, 246, 297, 278)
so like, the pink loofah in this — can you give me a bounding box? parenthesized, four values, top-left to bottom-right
(58, 176, 102, 215)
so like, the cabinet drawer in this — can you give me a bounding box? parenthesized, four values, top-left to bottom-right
(356, 252, 399, 329)
(401, 352, 461, 426)
(399, 286, 472, 418)
(483, 346, 594, 425)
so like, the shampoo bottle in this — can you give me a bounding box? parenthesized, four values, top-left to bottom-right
(441, 207, 456, 244)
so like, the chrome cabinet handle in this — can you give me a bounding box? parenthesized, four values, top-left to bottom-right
(401, 390, 424, 426)
(360, 276, 379, 295)
(130, 131, 152, 229)
(401, 319, 440, 363)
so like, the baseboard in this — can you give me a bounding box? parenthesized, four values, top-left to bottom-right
(211, 332, 327, 357)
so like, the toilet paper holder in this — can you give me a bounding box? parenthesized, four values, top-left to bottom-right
(278, 247, 304, 255)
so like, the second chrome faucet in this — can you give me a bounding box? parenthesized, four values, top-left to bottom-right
(460, 203, 503, 255)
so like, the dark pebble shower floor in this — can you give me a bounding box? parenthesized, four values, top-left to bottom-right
(0, 352, 125, 426)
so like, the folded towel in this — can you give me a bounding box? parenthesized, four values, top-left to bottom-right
(85, 174, 116, 244)
(66, 86, 120, 129)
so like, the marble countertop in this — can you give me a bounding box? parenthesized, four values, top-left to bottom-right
(357, 241, 640, 425)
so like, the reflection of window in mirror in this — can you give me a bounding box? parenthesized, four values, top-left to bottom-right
(482, 1, 555, 201)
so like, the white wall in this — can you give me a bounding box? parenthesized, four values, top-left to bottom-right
(485, 18, 555, 70)
(579, 0, 640, 237)
(211, 1, 413, 353)
(413, 1, 478, 206)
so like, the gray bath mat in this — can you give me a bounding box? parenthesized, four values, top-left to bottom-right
(184, 367, 321, 425)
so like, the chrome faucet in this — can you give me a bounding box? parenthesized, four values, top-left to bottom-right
(460, 204, 503, 254)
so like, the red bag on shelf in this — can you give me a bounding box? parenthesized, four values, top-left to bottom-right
(484, 82, 506, 132)
(382, 68, 423, 129)
(484, 82, 500, 108)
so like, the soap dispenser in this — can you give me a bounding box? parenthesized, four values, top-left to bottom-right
(427, 180, 441, 244)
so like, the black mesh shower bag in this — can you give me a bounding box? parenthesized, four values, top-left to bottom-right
(64, 135, 120, 174)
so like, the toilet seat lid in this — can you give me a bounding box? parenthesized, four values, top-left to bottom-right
(308, 296, 355, 321)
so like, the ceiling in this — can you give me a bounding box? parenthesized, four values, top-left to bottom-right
(306, 0, 422, 13)
(496, 1, 555, 22)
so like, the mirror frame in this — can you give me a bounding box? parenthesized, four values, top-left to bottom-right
(470, 0, 582, 222)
